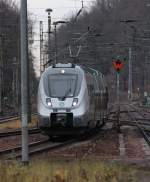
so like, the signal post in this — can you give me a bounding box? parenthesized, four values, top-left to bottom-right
(112, 58, 124, 104)
(112, 58, 125, 133)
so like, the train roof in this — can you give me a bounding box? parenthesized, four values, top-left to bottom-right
(42, 63, 84, 77)
(42, 63, 105, 80)
(51, 63, 75, 68)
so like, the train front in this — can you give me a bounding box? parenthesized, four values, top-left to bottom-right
(37, 64, 89, 136)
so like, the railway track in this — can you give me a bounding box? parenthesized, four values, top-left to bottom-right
(0, 137, 88, 159)
(112, 103, 150, 147)
(1, 139, 64, 159)
(125, 104, 150, 146)
(1, 104, 149, 161)
(0, 113, 37, 124)
(0, 104, 149, 162)
(0, 125, 105, 160)
(138, 105, 150, 114)
(108, 103, 150, 126)
(104, 103, 150, 162)
(124, 104, 150, 125)
(0, 115, 19, 124)
(0, 128, 40, 138)
(0, 139, 49, 156)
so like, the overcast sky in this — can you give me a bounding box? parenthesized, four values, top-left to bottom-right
(27, 0, 94, 20)
(27, 0, 95, 33)
(15, 0, 96, 76)
(28, 0, 89, 21)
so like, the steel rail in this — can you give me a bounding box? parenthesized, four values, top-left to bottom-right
(124, 104, 150, 147)
(25, 126, 105, 159)
(0, 139, 50, 156)
(0, 113, 37, 124)
(0, 116, 19, 123)
(0, 124, 105, 159)
(137, 125, 150, 146)
(0, 128, 40, 138)
(138, 105, 150, 114)
(119, 104, 150, 126)
(5, 139, 79, 159)
(129, 104, 150, 118)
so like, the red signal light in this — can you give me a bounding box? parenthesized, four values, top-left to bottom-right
(112, 60, 123, 72)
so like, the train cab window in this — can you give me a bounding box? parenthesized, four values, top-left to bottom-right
(47, 74, 77, 98)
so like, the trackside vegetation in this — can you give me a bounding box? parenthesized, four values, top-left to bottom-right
(0, 158, 150, 182)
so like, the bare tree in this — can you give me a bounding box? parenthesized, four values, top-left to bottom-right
(0, 0, 37, 116)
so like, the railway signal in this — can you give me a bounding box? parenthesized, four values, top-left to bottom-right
(112, 57, 126, 104)
(112, 59, 124, 73)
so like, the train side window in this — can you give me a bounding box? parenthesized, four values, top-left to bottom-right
(87, 85, 94, 96)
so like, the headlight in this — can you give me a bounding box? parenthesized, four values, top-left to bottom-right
(46, 98, 52, 107)
(72, 98, 78, 106)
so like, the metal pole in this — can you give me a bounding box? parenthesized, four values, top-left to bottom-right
(12, 57, 17, 113)
(144, 55, 147, 95)
(0, 77, 1, 115)
(12, 66, 15, 111)
(0, 35, 4, 116)
(46, 9, 52, 66)
(117, 72, 120, 104)
(20, 0, 29, 163)
(40, 21, 43, 75)
(54, 24, 57, 64)
(48, 14, 51, 63)
(16, 62, 19, 111)
(128, 47, 132, 100)
(0, 36, 2, 115)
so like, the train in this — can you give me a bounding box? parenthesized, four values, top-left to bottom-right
(37, 63, 108, 136)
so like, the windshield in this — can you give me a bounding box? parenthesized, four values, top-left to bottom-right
(48, 74, 77, 98)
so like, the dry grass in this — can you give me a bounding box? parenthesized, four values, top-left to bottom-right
(0, 116, 37, 130)
(0, 158, 149, 182)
